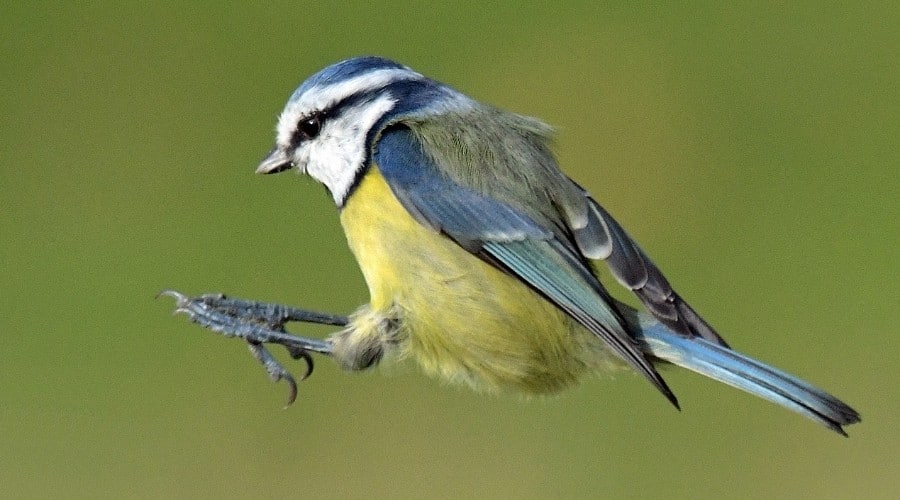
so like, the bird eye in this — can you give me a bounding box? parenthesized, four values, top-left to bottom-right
(295, 113, 322, 142)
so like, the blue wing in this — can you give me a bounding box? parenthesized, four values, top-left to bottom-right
(373, 126, 679, 407)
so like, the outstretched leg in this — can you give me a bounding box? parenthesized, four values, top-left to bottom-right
(159, 291, 348, 405)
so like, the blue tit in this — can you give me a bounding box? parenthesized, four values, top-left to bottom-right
(169, 56, 858, 435)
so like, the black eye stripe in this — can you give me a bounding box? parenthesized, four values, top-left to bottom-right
(288, 86, 389, 147)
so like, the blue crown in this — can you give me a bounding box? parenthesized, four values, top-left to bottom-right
(293, 56, 407, 99)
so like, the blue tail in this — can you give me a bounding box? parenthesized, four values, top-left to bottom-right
(635, 314, 860, 436)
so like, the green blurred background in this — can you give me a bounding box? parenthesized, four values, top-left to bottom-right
(2, 3, 897, 498)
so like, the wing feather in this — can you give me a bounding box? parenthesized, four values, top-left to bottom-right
(373, 125, 678, 406)
(573, 188, 729, 346)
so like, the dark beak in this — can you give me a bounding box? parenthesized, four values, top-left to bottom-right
(256, 147, 293, 174)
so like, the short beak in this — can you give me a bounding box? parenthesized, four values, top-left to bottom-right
(256, 147, 293, 174)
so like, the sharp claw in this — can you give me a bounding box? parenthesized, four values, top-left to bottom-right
(248, 341, 302, 407)
(158, 290, 194, 317)
(158, 289, 187, 305)
(283, 373, 298, 408)
(294, 351, 316, 381)
(286, 345, 314, 373)
(157, 289, 182, 300)
(159, 290, 193, 305)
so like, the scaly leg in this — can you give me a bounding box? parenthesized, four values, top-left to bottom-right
(159, 290, 348, 405)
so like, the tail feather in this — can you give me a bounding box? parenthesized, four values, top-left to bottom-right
(635, 315, 861, 436)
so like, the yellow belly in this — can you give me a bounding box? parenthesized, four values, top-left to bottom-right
(340, 167, 608, 394)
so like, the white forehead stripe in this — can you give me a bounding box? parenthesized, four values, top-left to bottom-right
(276, 68, 423, 147)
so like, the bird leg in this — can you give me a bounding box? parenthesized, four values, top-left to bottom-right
(159, 290, 347, 405)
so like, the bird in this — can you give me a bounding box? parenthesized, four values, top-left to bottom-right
(166, 56, 859, 435)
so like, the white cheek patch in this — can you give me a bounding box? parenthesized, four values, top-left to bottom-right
(304, 94, 398, 204)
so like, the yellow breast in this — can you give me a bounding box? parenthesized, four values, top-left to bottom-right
(340, 167, 610, 394)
